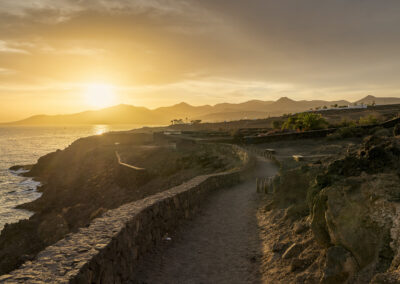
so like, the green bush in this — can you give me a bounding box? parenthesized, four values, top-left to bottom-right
(282, 113, 328, 131)
(359, 115, 379, 125)
(338, 119, 357, 128)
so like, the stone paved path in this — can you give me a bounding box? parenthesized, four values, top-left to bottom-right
(134, 159, 278, 284)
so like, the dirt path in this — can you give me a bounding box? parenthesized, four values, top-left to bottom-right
(134, 159, 279, 284)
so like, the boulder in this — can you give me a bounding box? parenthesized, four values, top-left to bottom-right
(310, 193, 331, 247)
(321, 246, 358, 284)
(311, 173, 399, 276)
(293, 222, 308, 234)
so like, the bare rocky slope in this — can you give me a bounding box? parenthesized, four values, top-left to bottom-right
(259, 131, 400, 283)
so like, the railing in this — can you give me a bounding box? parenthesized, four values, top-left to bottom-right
(246, 146, 280, 194)
(115, 151, 145, 171)
(256, 177, 274, 194)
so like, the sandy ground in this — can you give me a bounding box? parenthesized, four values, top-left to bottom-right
(133, 158, 279, 284)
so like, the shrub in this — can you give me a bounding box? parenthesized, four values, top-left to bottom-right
(359, 115, 379, 125)
(329, 119, 357, 129)
(338, 119, 357, 128)
(282, 113, 328, 131)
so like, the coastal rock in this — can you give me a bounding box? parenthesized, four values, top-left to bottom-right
(1, 146, 250, 283)
(37, 214, 69, 244)
(8, 165, 32, 172)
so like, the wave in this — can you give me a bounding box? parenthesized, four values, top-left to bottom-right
(9, 168, 29, 175)
(19, 178, 41, 190)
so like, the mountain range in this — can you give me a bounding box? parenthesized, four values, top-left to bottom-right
(3, 95, 400, 125)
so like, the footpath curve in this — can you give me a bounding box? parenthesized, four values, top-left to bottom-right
(2, 145, 251, 283)
(134, 158, 279, 284)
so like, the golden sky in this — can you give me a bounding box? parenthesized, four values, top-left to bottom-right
(1, 0, 400, 122)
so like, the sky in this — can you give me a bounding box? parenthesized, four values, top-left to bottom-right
(1, 0, 400, 122)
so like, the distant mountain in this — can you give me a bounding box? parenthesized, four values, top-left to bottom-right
(271, 97, 350, 113)
(199, 111, 272, 122)
(355, 95, 400, 106)
(213, 100, 275, 113)
(155, 102, 213, 119)
(8, 105, 168, 125)
(3, 96, 399, 125)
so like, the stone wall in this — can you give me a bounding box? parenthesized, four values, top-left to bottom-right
(243, 128, 338, 144)
(1, 146, 250, 283)
(243, 117, 400, 144)
(381, 116, 400, 128)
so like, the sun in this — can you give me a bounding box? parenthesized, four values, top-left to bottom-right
(84, 83, 117, 108)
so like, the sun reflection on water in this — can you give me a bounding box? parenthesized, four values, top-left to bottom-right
(94, 125, 109, 135)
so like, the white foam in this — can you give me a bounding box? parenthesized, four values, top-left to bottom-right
(20, 178, 41, 191)
(9, 168, 29, 175)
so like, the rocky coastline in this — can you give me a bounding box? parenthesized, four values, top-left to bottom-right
(0, 132, 240, 275)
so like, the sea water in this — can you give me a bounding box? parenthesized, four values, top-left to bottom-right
(0, 125, 139, 231)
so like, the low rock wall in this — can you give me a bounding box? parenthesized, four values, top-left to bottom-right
(243, 128, 338, 144)
(2, 147, 249, 283)
(243, 118, 400, 144)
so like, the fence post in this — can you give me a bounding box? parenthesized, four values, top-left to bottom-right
(269, 177, 274, 194)
(263, 178, 268, 193)
(256, 178, 259, 192)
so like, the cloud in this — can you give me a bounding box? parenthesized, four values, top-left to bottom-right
(0, 1, 81, 16)
(0, 40, 29, 54)
(0, 0, 194, 19)
(1, 0, 400, 117)
(0, 67, 15, 75)
(39, 46, 105, 56)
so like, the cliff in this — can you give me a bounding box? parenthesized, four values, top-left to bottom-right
(0, 132, 241, 275)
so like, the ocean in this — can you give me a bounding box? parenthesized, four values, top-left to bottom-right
(0, 125, 139, 231)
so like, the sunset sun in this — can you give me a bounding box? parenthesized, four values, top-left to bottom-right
(84, 83, 117, 109)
